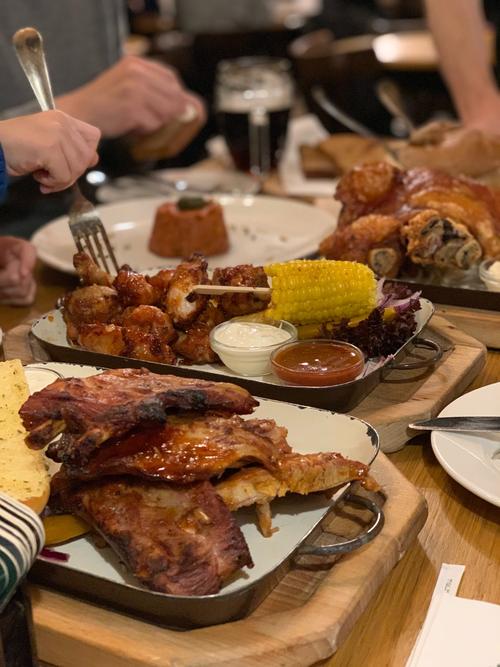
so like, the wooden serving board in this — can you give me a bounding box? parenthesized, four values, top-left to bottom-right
(3, 313, 486, 454)
(28, 454, 426, 667)
(435, 304, 500, 350)
(2, 316, 478, 665)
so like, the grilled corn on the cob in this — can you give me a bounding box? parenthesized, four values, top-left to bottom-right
(264, 260, 377, 325)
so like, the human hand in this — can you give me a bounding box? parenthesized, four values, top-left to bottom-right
(0, 237, 37, 306)
(462, 91, 500, 136)
(0, 111, 100, 194)
(57, 56, 206, 141)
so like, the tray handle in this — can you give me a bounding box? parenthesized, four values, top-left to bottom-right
(387, 337, 443, 371)
(298, 493, 384, 557)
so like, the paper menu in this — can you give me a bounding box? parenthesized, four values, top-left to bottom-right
(407, 563, 500, 667)
(415, 595, 500, 666)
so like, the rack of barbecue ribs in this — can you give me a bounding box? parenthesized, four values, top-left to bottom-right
(20, 368, 377, 596)
(319, 161, 500, 276)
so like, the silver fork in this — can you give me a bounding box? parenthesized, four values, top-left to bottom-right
(12, 27, 120, 273)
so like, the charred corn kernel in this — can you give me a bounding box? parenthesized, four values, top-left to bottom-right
(264, 260, 376, 325)
(43, 514, 90, 546)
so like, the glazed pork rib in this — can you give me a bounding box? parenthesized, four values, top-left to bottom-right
(51, 476, 253, 596)
(58, 415, 291, 482)
(216, 452, 378, 536)
(20, 368, 258, 463)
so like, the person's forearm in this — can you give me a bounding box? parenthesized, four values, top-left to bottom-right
(425, 0, 497, 123)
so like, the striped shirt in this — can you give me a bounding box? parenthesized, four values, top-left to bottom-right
(0, 493, 44, 613)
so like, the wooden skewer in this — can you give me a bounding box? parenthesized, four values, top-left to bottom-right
(192, 284, 271, 296)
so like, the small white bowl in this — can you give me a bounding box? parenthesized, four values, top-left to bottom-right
(479, 259, 500, 292)
(209, 320, 297, 376)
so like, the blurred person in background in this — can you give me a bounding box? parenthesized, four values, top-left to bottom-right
(0, 0, 206, 238)
(425, 0, 500, 135)
(0, 110, 101, 305)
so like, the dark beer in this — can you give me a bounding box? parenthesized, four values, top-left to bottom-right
(217, 107, 290, 172)
(216, 58, 293, 175)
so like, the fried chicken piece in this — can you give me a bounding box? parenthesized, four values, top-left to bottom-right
(20, 368, 259, 459)
(77, 322, 176, 365)
(63, 285, 121, 330)
(216, 451, 377, 536)
(121, 305, 176, 342)
(51, 476, 253, 596)
(146, 268, 175, 298)
(320, 214, 404, 277)
(402, 210, 482, 269)
(60, 414, 291, 481)
(173, 302, 225, 363)
(73, 252, 114, 287)
(164, 255, 208, 329)
(212, 265, 270, 317)
(113, 268, 160, 306)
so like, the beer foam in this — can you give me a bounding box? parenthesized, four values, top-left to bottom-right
(217, 67, 292, 113)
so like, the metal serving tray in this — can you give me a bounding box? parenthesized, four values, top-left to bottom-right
(31, 299, 440, 412)
(24, 363, 383, 630)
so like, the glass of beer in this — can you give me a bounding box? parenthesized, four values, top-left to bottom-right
(215, 57, 293, 176)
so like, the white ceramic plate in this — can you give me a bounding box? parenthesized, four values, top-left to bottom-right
(431, 383, 500, 507)
(31, 195, 336, 274)
(25, 362, 378, 596)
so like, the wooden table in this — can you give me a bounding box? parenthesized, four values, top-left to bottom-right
(1, 274, 499, 667)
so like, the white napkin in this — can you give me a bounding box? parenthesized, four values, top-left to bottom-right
(407, 563, 500, 667)
(278, 114, 337, 198)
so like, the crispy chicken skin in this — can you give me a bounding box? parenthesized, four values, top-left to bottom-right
(60, 415, 290, 483)
(73, 251, 114, 287)
(165, 254, 208, 329)
(212, 264, 270, 317)
(121, 305, 176, 341)
(77, 323, 176, 365)
(320, 214, 404, 277)
(216, 452, 378, 536)
(51, 476, 253, 596)
(113, 268, 160, 306)
(172, 302, 225, 363)
(63, 285, 121, 327)
(20, 368, 259, 459)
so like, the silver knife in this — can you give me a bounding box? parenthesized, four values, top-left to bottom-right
(409, 416, 500, 432)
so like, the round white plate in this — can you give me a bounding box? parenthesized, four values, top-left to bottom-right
(431, 382, 500, 507)
(96, 169, 259, 204)
(32, 194, 336, 274)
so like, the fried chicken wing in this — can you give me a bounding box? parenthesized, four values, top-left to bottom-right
(113, 268, 160, 306)
(320, 214, 404, 277)
(60, 414, 290, 482)
(73, 252, 114, 287)
(121, 305, 176, 341)
(76, 323, 176, 365)
(172, 302, 225, 363)
(212, 265, 270, 317)
(164, 255, 208, 329)
(51, 476, 253, 596)
(20, 368, 259, 460)
(216, 451, 377, 536)
(63, 286, 121, 328)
